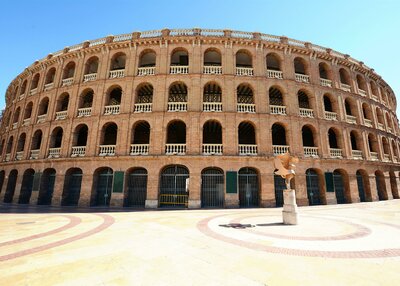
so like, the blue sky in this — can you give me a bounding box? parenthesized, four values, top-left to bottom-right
(1, 0, 399, 113)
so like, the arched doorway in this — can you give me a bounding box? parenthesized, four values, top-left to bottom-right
(61, 168, 83, 206)
(125, 168, 148, 207)
(201, 168, 224, 208)
(159, 165, 189, 208)
(37, 169, 56, 205)
(375, 171, 387, 201)
(238, 168, 259, 207)
(333, 170, 346, 204)
(92, 168, 114, 206)
(18, 169, 35, 204)
(4, 170, 18, 203)
(274, 173, 285, 207)
(306, 169, 322, 205)
(356, 171, 367, 202)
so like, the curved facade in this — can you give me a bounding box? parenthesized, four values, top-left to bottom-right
(0, 28, 399, 209)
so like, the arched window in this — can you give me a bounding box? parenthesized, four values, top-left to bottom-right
(166, 121, 186, 155)
(203, 82, 222, 112)
(21, 80, 27, 95)
(344, 98, 357, 124)
(376, 108, 384, 127)
(77, 89, 93, 117)
(356, 74, 367, 94)
(99, 123, 118, 156)
(294, 57, 309, 83)
(237, 84, 255, 113)
(272, 123, 288, 155)
(339, 68, 351, 91)
(45, 67, 56, 87)
(6, 136, 13, 154)
(266, 53, 281, 71)
(323, 94, 338, 120)
(83, 57, 99, 81)
(238, 122, 257, 155)
(130, 121, 150, 155)
(170, 49, 188, 74)
(71, 124, 88, 157)
(204, 49, 222, 74)
(55, 93, 69, 120)
(13, 107, 20, 124)
(236, 50, 253, 76)
(302, 125, 317, 157)
(17, 133, 26, 153)
(382, 137, 390, 158)
(49, 127, 63, 158)
(134, 83, 153, 112)
(138, 50, 156, 75)
(202, 120, 222, 155)
(110, 53, 126, 71)
(168, 82, 187, 112)
(298, 90, 313, 117)
(31, 130, 42, 152)
(318, 62, 331, 80)
(104, 86, 122, 115)
(328, 128, 342, 158)
(23, 102, 33, 123)
(370, 81, 378, 97)
(269, 86, 285, 115)
(62, 62, 75, 86)
(30, 73, 40, 92)
(38, 98, 49, 116)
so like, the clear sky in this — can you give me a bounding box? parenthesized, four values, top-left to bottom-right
(1, 0, 399, 113)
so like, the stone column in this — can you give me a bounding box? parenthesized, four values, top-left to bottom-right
(78, 173, 93, 207)
(260, 172, 275, 207)
(368, 174, 379, 201)
(348, 174, 360, 203)
(294, 173, 309, 206)
(51, 173, 65, 206)
(145, 168, 159, 208)
(384, 172, 393, 200)
(11, 171, 24, 204)
(188, 171, 201, 208)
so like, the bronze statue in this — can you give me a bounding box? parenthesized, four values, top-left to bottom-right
(274, 153, 299, 190)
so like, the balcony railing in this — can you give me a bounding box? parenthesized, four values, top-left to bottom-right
(4, 153, 11, 162)
(170, 66, 188, 74)
(358, 89, 367, 96)
(364, 118, 372, 127)
(352, 150, 363, 160)
(299, 108, 314, 118)
(29, 88, 38, 96)
(267, 70, 283, 79)
(109, 70, 125, 79)
(48, 147, 61, 158)
(304, 147, 319, 157)
(83, 73, 97, 82)
(324, 111, 338, 121)
(202, 144, 223, 155)
(236, 67, 254, 76)
(320, 78, 332, 87)
(270, 105, 287, 115)
(137, 67, 155, 76)
(130, 144, 149, 155)
(340, 83, 351, 92)
(237, 103, 255, 113)
(371, 95, 379, 101)
(346, 115, 357, 124)
(383, 154, 390, 162)
(77, 107, 92, 117)
(12, 122, 18, 130)
(330, 148, 343, 158)
(134, 103, 152, 113)
(203, 102, 222, 112)
(21, 118, 30, 126)
(19, 93, 25, 100)
(273, 145, 290, 156)
(239, 144, 257, 155)
(30, 149, 40, 160)
(104, 105, 120, 115)
(99, 145, 116, 156)
(295, 73, 310, 83)
(165, 144, 186, 155)
(369, 152, 379, 161)
(37, 114, 46, 124)
(55, 110, 68, 120)
(44, 83, 54, 91)
(168, 102, 187, 112)
(62, 78, 74, 87)
(71, 146, 86, 157)
(377, 123, 385, 130)
(387, 127, 393, 133)
(15, 151, 23, 161)
(394, 156, 398, 163)
(203, 66, 222, 74)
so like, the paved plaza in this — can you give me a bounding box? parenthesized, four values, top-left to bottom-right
(0, 200, 399, 285)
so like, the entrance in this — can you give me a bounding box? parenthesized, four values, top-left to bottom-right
(126, 168, 147, 207)
(159, 165, 189, 208)
(356, 171, 366, 202)
(38, 169, 56, 205)
(239, 168, 259, 207)
(333, 171, 346, 204)
(201, 168, 224, 208)
(94, 168, 113, 206)
(61, 169, 82, 206)
(274, 174, 285, 207)
(306, 169, 321, 205)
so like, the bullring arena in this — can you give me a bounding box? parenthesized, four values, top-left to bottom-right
(0, 28, 399, 209)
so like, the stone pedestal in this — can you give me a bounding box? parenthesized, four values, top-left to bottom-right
(145, 199, 158, 209)
(282, 189, 299, 225)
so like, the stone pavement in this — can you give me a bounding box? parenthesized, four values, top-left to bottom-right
(0, 201, 399, 286)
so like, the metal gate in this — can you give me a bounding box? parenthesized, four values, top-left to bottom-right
(375, 175, 386, 200)
(201, 168, 224, 208)
(18, 170, 35, 204)
(4, 171, 17, 203)
(274, 174, 285, 207)
(356, 172, 366, 202)
(126, 168, 147, 207)
(38, 170, 56, 205)
(94, 168, 113, 206)
(306, 170, 321, 205)
(159, 165, 189, 208)
(61, 171, 82, 206)
(333, 171, 346, 204)
(239, 168, 259, 207)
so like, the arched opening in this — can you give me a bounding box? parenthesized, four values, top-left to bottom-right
(21, 80, 27, 95)
(202, 120, 222, 155)
(204, 49, 221, 69)
(100, 123, 118, 156)
(110, 53, 126, 71)
(269, 86, 285, 114)
(159, 165, 189, 208)
(298, 90, 310, 109)
(131, 121, 150, 155)
(237, 83, 255, 112)
(166, 121, 186, 154)
(266, 53, 281, 71)
(238, 121, 256, 155)
(6, 136, 13, 155)
(17, 133, 26, 153)
(201, 168, 224, 208)
(56, 92, 69, 112)
(385, 113, 392, 130)
(168, 82, 188, 111)
(3, 170, 18, 203)
(362, 103, 372, 121)
(376, 108, 384, 126)
(134, 83, 153, 112)
(84, 56, 99, 76)
(328, 128, 340, 149)
(274, 171, 286, 207)
(125, 168, 148, 207)
(294, 57, 308, 75)
(302, 125, 317, 157)
(61, 168, 83, 206)
(31, 130, 42, 150)
(72, 124, 88, 152)
(49, 127, 63, 157)
(238, 167, 259, 207)
(333, 170, 348, 204)
(13, 108, 20, 125)
(356, 74, 367, 93)
(368, 134, 379, 160)
(339, 68, 350, 85)
(107, 86, 122, 106)
(63, 62, 75, 80)
(370, 81, 378, 97)
(45, 67, 56, 85)
(139, 50, 156, 67)
(306, 169, 323, 205)
(323, 94, 337, 113)
(392, 140, 399, 161)
(344, 98, 353, 116)
(389, 171, 399, 199)
(91, 167, 114, 207)
(18, 169, 35, 204)
(0, 171, 5, 196)
(24, 102, 33, 120)
(350, 130, 361, 150)
(171, 49, 189, 66)
(382, 137, 390, 160)
(37, 168, 56, 205)
(236, 50, 252, 68)
(272, 123, 287, 146)
(375, 171, 388, 201)
(31, 73, 40, 91)
(318, 62, 331, 80)
(356, 170, 372, 202)
(79, 89, 94, 109)
(38, 97, 49, 116)
(203, 82, 222, 111)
